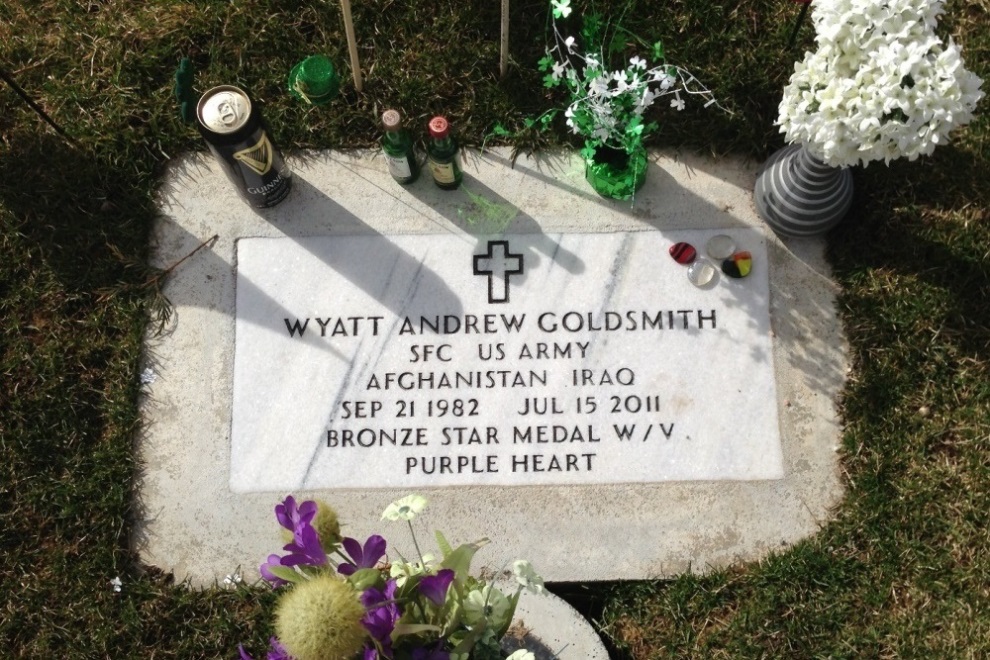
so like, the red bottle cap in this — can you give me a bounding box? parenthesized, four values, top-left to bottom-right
(428, 116, 449, 138)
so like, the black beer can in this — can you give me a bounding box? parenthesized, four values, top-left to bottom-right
(196, 85, 292, 208)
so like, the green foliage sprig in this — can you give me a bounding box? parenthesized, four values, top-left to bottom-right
(539, 0, 725, 154)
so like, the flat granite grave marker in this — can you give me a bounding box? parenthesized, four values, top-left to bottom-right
(137, 149, 846, 586)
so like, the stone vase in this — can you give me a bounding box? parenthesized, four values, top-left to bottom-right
(584, 142, 648, 200)
(754, 144, 854, 237)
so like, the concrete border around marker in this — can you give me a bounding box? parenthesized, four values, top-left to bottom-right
(136, 148, 846, 587)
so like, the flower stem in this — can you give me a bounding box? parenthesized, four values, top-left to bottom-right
(787, 3, 811, 50)
(407, 520, 425, 567)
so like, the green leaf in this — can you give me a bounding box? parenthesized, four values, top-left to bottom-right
(266, 565, 303, 584)
(582, 14, 603, 43)
(440, 598, 464, 638)
(537, 55, 554, 71)
(498, 590, 522, 639)
(393, 623, 442, 637)
(608, 32, 625, 57)
(435, 529, 454, 558)
(626, 115, 643, 135)
(652, 40, 665, 60)
(441, 538, 490, 583)
(346, 567, 383, 591)
(450, 625, 486, 655)
(394, 572, 424, 601)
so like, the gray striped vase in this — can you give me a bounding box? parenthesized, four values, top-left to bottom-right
(754, 144, 854, 237)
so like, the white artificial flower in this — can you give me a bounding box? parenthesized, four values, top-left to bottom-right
(670, 94, 685, 111)
(512, 560, 545, 594)
(588, 75, 610, 97)
(614, 69, 632, 93)
(381, 494, 427, 521)
(389, 555, 437, 586)
(552, 62, 566, 80)
(564, 36, 576, 54)
(506, 651, 536, 660)
(551, 0, 571, 18)
(564, 106, 581, 134)
(635, 88, 657, 115)
(629, 56, 647, 70)
(110, 576, 122, 593)
(777, 0, 984, 167)
(651, 68, 675, 90)
(463, 585, 512, 628)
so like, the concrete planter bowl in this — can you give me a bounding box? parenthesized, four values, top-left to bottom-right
(499, 586, 610, 659)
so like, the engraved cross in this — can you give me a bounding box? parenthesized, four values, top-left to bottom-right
(473, 240, 524, 304)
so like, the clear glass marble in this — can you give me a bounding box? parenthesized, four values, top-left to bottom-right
(706, 234, 736, 260)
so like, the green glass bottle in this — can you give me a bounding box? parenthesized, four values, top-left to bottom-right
(381, 109, 419, 184)
(426, 115, 463, 190)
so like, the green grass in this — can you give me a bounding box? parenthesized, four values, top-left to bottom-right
(2, 0, 989, 657)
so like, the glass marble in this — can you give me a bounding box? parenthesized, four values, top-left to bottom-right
(687, 258, 717, 287)
(668, 242, 697, 264)
(721, 251, 753, 278)
(706, 234, 736, 260)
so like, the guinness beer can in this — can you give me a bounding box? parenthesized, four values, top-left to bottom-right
(196, 85, 292, 208)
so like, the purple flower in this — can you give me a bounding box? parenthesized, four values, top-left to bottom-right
(275, 496, 317, 538)
(265, 637, 293, 660)
(238, 637, 293, 660)
(361, 580, 401, 652)
(282, 524, 328, 567)
(259, 554, 290, 588)
(417, 569, 455, 606)
(338, 535, 387, 576)
(410, 644, 451, 660)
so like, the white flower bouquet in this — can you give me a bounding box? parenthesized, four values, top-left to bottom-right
(238, 494, 545, 660)
(778, 0, 983, 167)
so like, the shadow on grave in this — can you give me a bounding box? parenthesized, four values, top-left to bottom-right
(154, 156, 466, 353)
(472, 147, 752, 231)
(666, 149, 848, 401)
(481, 147, 848, 402)
(403, 154, 775, 366)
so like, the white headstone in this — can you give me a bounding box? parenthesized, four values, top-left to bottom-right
(231, 230, 781, 492)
